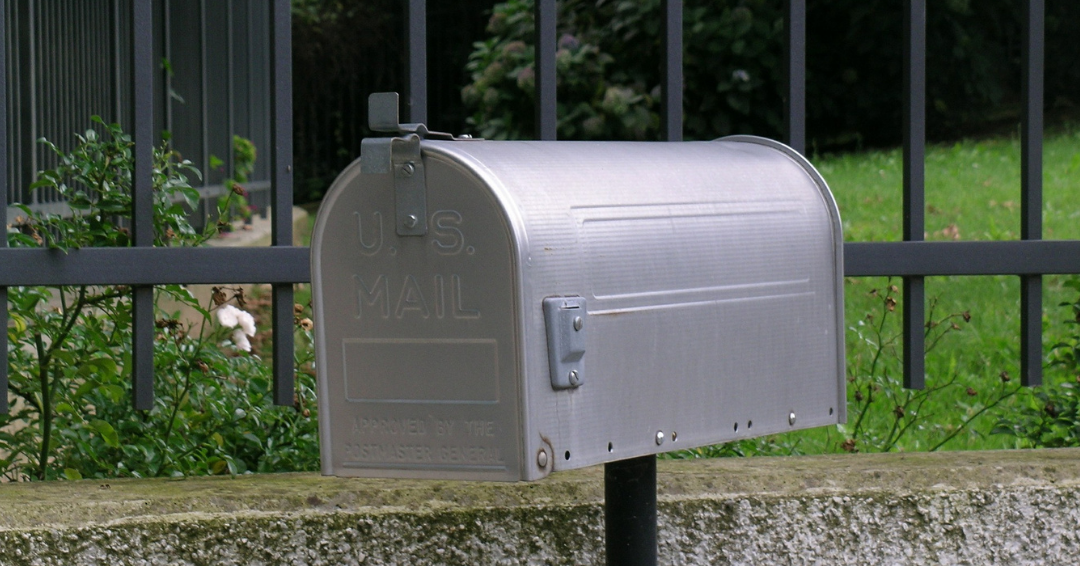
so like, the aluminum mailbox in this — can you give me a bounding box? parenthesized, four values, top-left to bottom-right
(312, 123, 845, 481)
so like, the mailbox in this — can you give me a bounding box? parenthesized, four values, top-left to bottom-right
(311, 95, 845, 481)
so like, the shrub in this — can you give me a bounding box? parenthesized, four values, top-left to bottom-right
(994, 278, 1080, 448)
(463, 0, 1080, 147)
(463, 0, 784, 141)
(0, 119, 318, 480)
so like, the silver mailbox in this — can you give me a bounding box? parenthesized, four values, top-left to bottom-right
(312, 117, 844, 482)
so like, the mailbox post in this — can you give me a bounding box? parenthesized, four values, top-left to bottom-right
(312, 93, 845, 564)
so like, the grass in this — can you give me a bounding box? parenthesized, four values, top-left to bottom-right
(697, 127, 1080, 457)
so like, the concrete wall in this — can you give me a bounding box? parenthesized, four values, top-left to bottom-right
(0, 448, 1078, 565)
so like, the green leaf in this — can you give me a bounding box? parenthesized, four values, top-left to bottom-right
(63, 468, 83, 481)
(9, 313, 27, 335)
(91, 420, 121, 448)
(72, 380, 100, 403)
(210, 459, 228, 475)
(99, 384, 126, 403)
(77, 357, 118, 381)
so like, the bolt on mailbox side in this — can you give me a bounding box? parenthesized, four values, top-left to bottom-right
(311, 136, 844, 481)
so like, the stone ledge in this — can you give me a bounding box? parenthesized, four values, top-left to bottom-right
(0, 448, 1078, 565)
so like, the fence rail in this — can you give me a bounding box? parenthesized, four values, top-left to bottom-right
(0, 0, 1069, 415)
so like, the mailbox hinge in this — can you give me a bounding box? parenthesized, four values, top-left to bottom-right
(361, 92, 478, 237)
(543, 297, 587, 390)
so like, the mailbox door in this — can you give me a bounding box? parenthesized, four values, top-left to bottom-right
(312, 148, 523, 481)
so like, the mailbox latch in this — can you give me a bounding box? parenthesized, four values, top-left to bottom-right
(362, 92, 478, 237)
(543, 297, 587, 390)
(390, 133, 426, 236)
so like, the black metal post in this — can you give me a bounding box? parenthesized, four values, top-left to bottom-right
(131, 0, 155, 410)
(661, 0, 682, 143)
(1020, 0, 1044, 386)
(270, 0, 294, 405)
(406, 0, 426, 124)
(605, 455, 658, 566)
(0, 0, 8, 414)
(533, 0, 556, 140)
(902, 0, 926, 390)
(783, 0, 806, 154)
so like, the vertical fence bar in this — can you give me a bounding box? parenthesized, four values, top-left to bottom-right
(227, 0, 234, 157)
(131, 0, 154, 410)
(1020, 0, 1044, 386)
(661, 0, 682, 142)
(0, 0, 8, 414)
(269, 0, 294, 405)
(783, 0, 805, 154)
(28, 0, 37, 189)
(7, 0, 16, 205)
(534, 0, 556, 140)
(405, 0, 426, 124)
(902, 0, 926, 390)
(199, 0, 209, 188)
(112, 0, 121, 123)
(221, 0, 234, 230)
(163, 0, 172, 135)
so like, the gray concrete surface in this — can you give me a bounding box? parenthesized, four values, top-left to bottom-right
(0, 448, 1078, 565)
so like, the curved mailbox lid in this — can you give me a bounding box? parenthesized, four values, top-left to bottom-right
(423, 137, 845, 479)
(313, 137, 844, 481)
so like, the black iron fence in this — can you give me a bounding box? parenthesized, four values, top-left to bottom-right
(0, 0, 1075, 419)
(0, 0, 302, 412)
(525, 0, 1073, 393)
(5, 0, 275, 229)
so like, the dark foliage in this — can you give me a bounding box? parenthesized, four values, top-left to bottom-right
(459, 0, 1080, 148)
(291, 0, 1080, 198)
(290, 0, 499, 203)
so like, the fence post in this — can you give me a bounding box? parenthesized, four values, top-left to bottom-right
(406, 0, 426, 124)
(533, 0, 556, 141)
(131, 0, 154, 410)
(783, 0, 805, 154)
(0, 0, 8, 414)
(1020, 0, 1044, 387)
(902, 0, 926, 390)
(270, 0, 294, 405)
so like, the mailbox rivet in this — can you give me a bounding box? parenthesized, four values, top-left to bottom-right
(573, 316, 583, 331)
(537, 449, 549, 468)
(568, 370, 580, 386)
(788, 411, 797, 426)
(403, 214, 419, 229)
(655, 431, 665, 446)
(401, 161, 415, 177)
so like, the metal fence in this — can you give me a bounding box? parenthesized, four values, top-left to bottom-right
(0, 0, 1077, 419)
(528, 0, 1076, 396)
(4, 0, 273, 227)
(0, 0, 302, 412)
